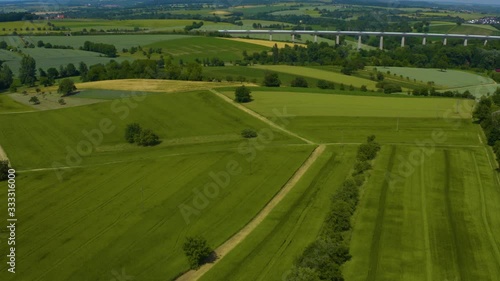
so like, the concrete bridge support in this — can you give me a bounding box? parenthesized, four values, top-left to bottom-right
(464, 39, 468, 46)
(379, 36, 384, 50)
(484, 40, 488, 46)
(422, 37, 427, 45)
(336, 35, 340, 45)
(314, 34, 318, 43)
(292, 34, 295, 43)
(401, 36, 405, 47)
(358, 35, 362, 50)
(443, 38, 447, 45)
(269, 34, 272, 41)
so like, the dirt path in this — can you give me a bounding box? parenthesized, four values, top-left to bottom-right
(0, 143, 9, 162)
(176, 144, 326, 281)
(209, 89, 315, 145)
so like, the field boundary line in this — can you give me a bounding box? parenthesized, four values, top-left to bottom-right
(176, 144, 326, 281)
(420, 160, 433, 281)
(208, 89, 315, 144)
(366, 145, 396, 281)
(472, 152, 500, 267)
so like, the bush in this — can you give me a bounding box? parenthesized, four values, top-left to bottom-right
(29, 96, 40, 105)
(125, 123, 142, 143)
(360, 85, 367, 92)
(241, 129, 258, 138)
(0, 160, 9, 181)
(182, 236, 213, 269)
(136, 129, 160, 146)
(290, 77, 308, 88)
(263, 72, 281, 87)
(58, 98, 66, 105)
(234, 85, 252, 103)
(317, 80, 335, 89)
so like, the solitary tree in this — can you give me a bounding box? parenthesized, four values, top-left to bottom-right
(182, 236, 213, 269)
(18, 55, 36, 86)
(58, 79, 76, 96)
(234, 85, 252, 103)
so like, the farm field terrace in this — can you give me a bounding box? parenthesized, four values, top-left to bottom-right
(225, 89, 478, 145)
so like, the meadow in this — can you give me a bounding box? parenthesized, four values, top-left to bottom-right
(377, 67, 496, 89)
(429, 23, 500, 36)
(201, 146, 357, 281)
(0, 87, 314, 281)
(344, 146, 500, 281)
(0, 93, 33, 112)
(251, 65, 380, 90)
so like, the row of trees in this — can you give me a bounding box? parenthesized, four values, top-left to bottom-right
(0, 63, 13, 91)
(241, 42, 499, 71)
(473, 89, 500, 157)
(287, 136, 381, 281)
(80, 41, 117, 57)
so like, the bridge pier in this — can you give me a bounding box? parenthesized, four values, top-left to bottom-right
(422, 37, 426, 45)
(443, 38, 447, 46)
(379, 36, 384, 50)
(358, 35, 362, 50)
(292, 34, 295, 43)
(401, 37, 405, 47)
(484, 40, 488, 46)
(464, 39, 468, 46)
(314, 34, 318, 43)
(269, 34, 273, 41)
(336, 35, 340, 45)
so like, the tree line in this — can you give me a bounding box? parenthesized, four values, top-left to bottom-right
(473, 89, 500, 167)
(242, 41, 500, 72)
(80, 41, 117, 57)
(287, 136, 381, 281)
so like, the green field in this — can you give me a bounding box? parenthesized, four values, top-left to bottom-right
(344, 146, 500, 281)
(0, 89, 314, 281)
(0, 93, 33, 113)
(201, 146, 357, 281)
(141, 36, 269, 62)
(226, 90, 474, 118)
(380, 67, 496, 89)
(251, 65, 380, 90)
(429, 23, 500, 36)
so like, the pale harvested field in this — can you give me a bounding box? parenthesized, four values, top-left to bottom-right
(76, 79, 252, 92)
(221, 37, 303, 48)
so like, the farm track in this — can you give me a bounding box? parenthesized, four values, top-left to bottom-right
(366, 145, 397, 281)
(176, 144, 326, 281)
(472, 152, 500, 268)
(0, 143, 8, 162)
(209, 89, 314, 144)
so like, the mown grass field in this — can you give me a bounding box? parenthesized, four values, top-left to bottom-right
(429, 23, 500, 36)
(226, 90, 474, 118)
(200, 146, 357, 281)
(0, 88, 313, 281)
(251, 65, 379, 90)
(344, 146, 500, 281)
(0, 93, 34, 112)
(375, 67, 496, 89)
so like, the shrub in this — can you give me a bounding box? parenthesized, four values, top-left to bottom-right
(263, 72, 281, 87)
(29, 96, 40, 104)
(136, 129, 160, 146)
(241, 129, 258, 138)
(125, 123, 142, 143)
(290, 77, 308, 88)
(317, 80, 335, 89)
(0, 160, 9, 181)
